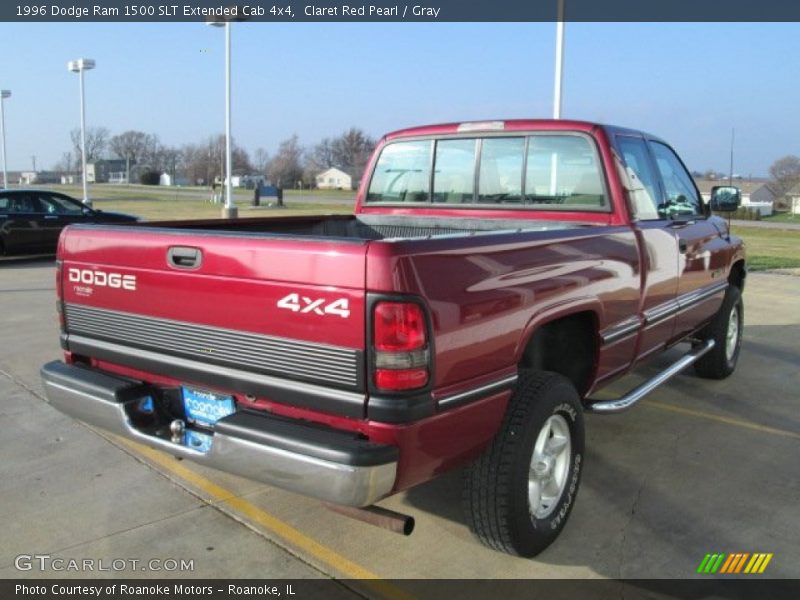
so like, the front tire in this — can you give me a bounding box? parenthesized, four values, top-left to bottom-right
(463, 371, 584, 557)
(694, 285, 743, 379)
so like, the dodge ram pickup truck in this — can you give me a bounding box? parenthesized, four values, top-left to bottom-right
(41, 120, 745, 556)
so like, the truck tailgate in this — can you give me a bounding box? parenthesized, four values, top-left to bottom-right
(58, 226, 368, 414)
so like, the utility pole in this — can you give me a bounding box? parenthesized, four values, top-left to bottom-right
(729, 128, 735, 186)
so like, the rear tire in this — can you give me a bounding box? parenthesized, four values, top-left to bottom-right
(463, 370, 584, 557)
(694, 285, 743, 379)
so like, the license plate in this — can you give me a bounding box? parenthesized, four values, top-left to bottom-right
(182, 387, 235, 427)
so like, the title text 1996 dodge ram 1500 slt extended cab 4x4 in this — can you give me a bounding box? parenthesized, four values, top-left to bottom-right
(41, 120, 745, 556)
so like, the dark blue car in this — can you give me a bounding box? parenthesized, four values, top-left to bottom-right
(0, 189, 139, 256)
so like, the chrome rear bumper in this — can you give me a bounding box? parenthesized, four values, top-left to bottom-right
(40, 361, 397, 507)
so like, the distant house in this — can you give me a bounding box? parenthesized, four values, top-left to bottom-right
(316, 167, 352, 190)
(694, 178, 774, 216)
(87, 159, 128, 183)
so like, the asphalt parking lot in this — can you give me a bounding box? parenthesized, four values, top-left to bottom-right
(1, 259, 798, 586)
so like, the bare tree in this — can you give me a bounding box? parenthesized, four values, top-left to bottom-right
(253, 148, 270, 176)
(266, 135, 304, 189)
(310, 138, 336, 170)
(330, 128, 375, 188)
(109, 130, 155, 183)
(154, 145, 182, 179)
(70, 126, 110, 164)
(177, 135, 251, 185)
(52, 151, 74, 174)
(109, 130, 150, 164)
(767, 155, 800, 210)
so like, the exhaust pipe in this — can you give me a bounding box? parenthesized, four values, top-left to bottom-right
(325, 504, 415, 536)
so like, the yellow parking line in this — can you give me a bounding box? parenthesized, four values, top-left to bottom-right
(644, 401, 800, 440)
(113, 437, 414, 600)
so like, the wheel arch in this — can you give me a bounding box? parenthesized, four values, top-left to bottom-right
(516, 306, 601, 398)
(728, 259, 746, 291)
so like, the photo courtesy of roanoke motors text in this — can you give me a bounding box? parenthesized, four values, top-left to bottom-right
(1, 1, 800, 599)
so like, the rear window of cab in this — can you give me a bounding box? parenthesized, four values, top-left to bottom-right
(366, 133, 609, 211)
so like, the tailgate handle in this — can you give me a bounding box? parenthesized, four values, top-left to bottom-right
(167, 246, 202, 269)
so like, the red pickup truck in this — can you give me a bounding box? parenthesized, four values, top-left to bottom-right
(41, 120, 745, 556)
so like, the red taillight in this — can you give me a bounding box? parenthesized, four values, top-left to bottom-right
(374, 302, 426, 351)
(374, 368, 429, 391)
(372, 301, 430, 391)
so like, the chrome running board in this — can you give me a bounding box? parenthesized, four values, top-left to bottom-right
(586, 339, 715, 414)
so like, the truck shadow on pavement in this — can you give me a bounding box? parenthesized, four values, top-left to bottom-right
(0, 255, 56, 269)
(402, 325, 800, 578)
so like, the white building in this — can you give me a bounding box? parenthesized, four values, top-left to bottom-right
(788, 184, 800, 215)
(316, 167, 352, 190)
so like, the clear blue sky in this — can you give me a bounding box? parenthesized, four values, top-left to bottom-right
(2, 22, 798, 176)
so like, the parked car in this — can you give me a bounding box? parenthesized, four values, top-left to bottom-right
(0, 189, 139, 256)
(40, 120, 744, 556)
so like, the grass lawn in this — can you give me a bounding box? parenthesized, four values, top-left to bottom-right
(9, 182, 353, 220)
(47, 184, 355, 204)
(762, 211, 800, 224)
(731, 225, 800, 271)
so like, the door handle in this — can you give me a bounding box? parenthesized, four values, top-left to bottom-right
(167, 246, 202, 269)
(44, 215, 59, 220)
(678, 238, 688, 254)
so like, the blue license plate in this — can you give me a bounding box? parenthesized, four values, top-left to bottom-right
(182, 387, 235, 427)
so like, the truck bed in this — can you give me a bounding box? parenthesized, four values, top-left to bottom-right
(134, 214, 580, 241)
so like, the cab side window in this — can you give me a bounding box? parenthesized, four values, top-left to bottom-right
(616, 136, 661, 220)
(524, 134, 608, 210)
(649, 142, 703, 217)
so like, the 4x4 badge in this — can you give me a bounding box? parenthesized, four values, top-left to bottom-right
(276, 293, 350, 318)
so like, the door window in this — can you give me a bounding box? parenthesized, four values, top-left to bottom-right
(8, 195, 36, 213)
(649, 142, 703, 217)
(38, 194, 85, 215)
(616, 136, 662, 220)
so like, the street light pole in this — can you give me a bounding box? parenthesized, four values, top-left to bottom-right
(208, 15, 242, 219)
(549, 0, 565, 196)
(0, 90, 10, 189)
(223, 21, 234, 218)
(78, 66, 89, 203)
(553, 0, 565, 119)
(67, 59, 95, 206)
